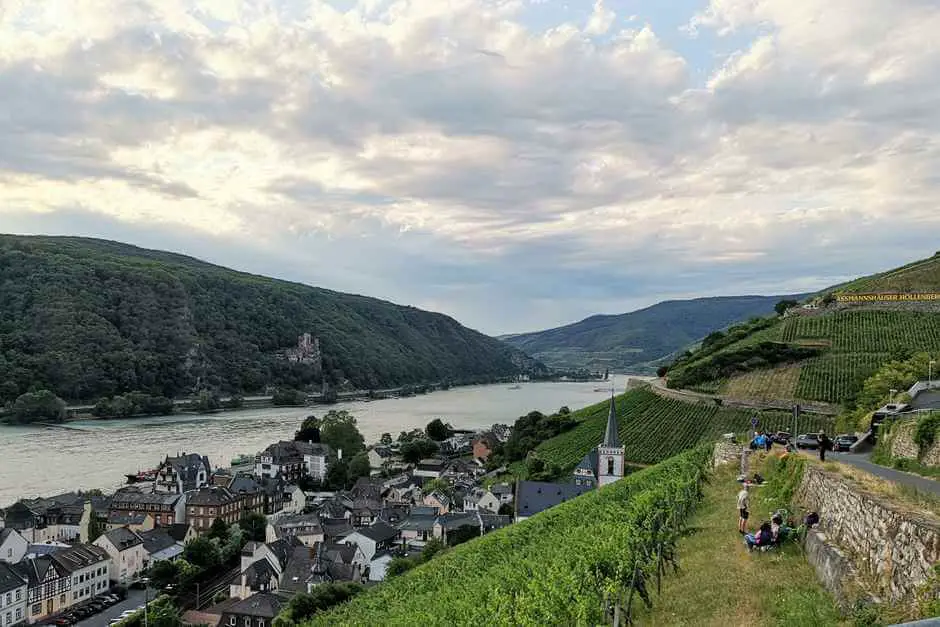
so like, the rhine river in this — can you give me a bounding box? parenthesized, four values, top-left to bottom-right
(0, 375, 633, 506)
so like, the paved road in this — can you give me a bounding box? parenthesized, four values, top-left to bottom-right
(827, 451, 940, 496)
(75, 590, 147, 627)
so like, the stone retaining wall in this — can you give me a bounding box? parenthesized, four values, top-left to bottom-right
(803, 528, 875, 609)
(794, 465, 940, 601)
(890, 419, 940, 466)
(712, 441, 744, 468)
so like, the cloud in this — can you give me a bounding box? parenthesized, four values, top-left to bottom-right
(2, 0, 940, 334)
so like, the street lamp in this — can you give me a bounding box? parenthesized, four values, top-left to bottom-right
(930, 360, 936, 388)
(141, 577, 150, 627)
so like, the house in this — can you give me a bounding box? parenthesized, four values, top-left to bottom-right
(422, 492, 450, 515)
(490, 483, 514, 504)
(397, 509, 437, 544)
(367, 447, 393, 470)
(12, 555, 70, 623)
(463, 489, 499, 514)
(266, 513, 324, 548)
(472, 433, 499, 462)
(276, 546, 314, 595)
(280, 485, 307, 516)
(572, 394, 625, 488)
(307, 543, 364, 585)
(230, 538, 306, 599)
(106, 512, 154, 533)
(431, 513, 480, 543)
(478, 513, 513, 534)
(367, 551, 395, 583)
(108, 489, 186, 527)
(154, 453, 212, 494)
(491, 424, 512, 443)
(1, 497, 85, 545)
(52, 545, 110, 605)
(186, 487, 265, 534)
(166, 524, 197, 545)
(320, 519, 354, 544)
(342, 522, 399, 563)
(413, 459, 445, 479)
(139, 529, 184, 564)
(93, 528, 147, 585)
(376, 505, 409, 526)
(255, 441, 332, 482)
(0, 561, 27, 627)
(225, 476, 279, 516)
(442, 459, 481, 480)
(218, 593, 283, 627)
(0, 530, 28, 564)
(514, 481, 592, 522)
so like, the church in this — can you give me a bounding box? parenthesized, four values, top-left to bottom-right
(572, 393, 625, 487)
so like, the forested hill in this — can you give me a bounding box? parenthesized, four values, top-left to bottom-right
(0, 235, 542, 402)
(501, 294, 806, 373)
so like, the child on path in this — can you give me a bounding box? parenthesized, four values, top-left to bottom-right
(737, 483, 750, 533)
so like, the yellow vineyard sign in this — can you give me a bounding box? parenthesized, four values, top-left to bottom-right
(836, 293, 940, 303)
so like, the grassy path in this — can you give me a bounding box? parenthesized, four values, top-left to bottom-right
(634, 463, 845, 627)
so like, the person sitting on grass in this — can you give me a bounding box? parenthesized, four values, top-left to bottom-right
(737, 483, 750, 534)
(744, 521, 774, 551)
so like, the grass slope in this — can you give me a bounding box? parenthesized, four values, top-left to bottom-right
(634, 462, 845, 627)
(534, 388, 833, 469)
(501, 295, 805, 373)
(0, 235, 540, 401)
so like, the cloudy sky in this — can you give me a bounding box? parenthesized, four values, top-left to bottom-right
(2, 0, 939, 335)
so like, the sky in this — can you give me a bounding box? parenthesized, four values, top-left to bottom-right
(2, 0, 940, 335)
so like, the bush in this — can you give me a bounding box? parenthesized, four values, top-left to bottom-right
(762, 453, 806, 511)
(914, 413, 940, 456)
(11, 390, 67, 423)
(273, 387, 307, 406)
(668, 343, 821, 391)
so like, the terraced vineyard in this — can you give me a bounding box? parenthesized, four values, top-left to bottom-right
(535, 388, 832, 468)
(721, 364, 801, 401)
(311, 446, 714, 626)
(781, 311, 940, 354)
(794, 353, 888, 403)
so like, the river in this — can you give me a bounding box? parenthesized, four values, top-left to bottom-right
(0, 375, 633, 506)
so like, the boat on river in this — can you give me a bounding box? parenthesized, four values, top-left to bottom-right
(124, 469, 157, 484)
(230, 453, 256, 467)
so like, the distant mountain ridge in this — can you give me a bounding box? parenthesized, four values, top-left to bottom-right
(0, 235, 543, 402)
(501, 294, 807, 373)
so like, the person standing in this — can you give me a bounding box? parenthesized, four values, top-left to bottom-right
(764, 432, 773, 452)
(818, 431, 832, 462)
(737, 483, 750, 533)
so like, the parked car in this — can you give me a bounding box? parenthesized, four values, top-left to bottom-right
(834, 434, 859, 452)
(795, 433, 820, 449)
(772, 431, 792, 445)
(53, 618, 73, 626)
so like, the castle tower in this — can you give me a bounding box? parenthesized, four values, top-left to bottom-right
(597, 392, 625, 486)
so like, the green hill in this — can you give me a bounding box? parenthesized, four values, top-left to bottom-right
(501, 294, 806, 373)
(309, 445, 713, 626)
(663, 254, 940, 406)
(533, 387, 833, 470)
(0, 235, 543, 402)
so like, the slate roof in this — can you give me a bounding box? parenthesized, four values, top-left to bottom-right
(12, 556, 59, 587)
(434, 513, 478, 532)
(278, 546, 313, 594)
(398, 515, 436, 533)
(516, 481, 592, 518)
(227, 475, 263, 495)
(265, 537, 301, 571)
(410, 506, 437, 517)
(0, 562, 26, 594)
(376, 506, 409, 525)
(425, 491, 450, 507)
(111, 489, 182, 507)
(0, 529, 19, 544)
(139, 529, 177, 556)
(51, 544, 109, 573)
(102, 527, 143, 552)
(275, 513, 323, 534)
(478, 513, 513, 532)
(108, 511, 149, 526)
(161, 453, 211, 490)
(244, 559, 277, 590)
(261, 441, 332, 464)
(490, 483, 512, 495)
(166, 523, 191, 542)
(321, 518, 354, 541)
(187, 486, 234, 506)
(356, 521, 399, 543)
(602, 393, 621, 448)
(575, 449, 599, 477)
(221, 593, 284, 619)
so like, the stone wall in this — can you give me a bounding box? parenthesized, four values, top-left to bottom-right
(803, 528, 875, 609)
(712, 441, 745, 468)
(890, 419, 940, 466)
(794, 465, 940, 601)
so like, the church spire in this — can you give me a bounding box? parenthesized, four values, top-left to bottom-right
(602, 391, 620, 448)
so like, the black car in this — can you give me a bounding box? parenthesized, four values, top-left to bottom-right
(795, 433, 820, 450)
(772, 431, 792, 445)
(834, 434, 859, 452)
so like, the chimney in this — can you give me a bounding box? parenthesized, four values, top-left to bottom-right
(337, 449, 343, 460)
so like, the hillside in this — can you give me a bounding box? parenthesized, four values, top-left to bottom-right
(310, 445, 713, 626)
(501, 295, 805, 373)
(0, 235, 542, 402)
(664, 253, 940, 407)
(533, 387, 833, 469)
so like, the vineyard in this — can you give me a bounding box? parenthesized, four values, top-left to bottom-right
(721, 364, 801, 401)
(794, 353, 888, 403)
(310, 446, 714, 627)
(535, 388, 832, 468)
(780, 311, 940, 354)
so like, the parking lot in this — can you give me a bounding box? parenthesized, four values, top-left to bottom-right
(72, 589, 148, 627)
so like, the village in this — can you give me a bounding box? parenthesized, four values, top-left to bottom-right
(0, 399, 627, 627)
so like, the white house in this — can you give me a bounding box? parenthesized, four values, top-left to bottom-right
(490, 483, 514, 504)
(154, 453, 211, 494)
(0, 561, 27, 627)
(0, 530, 28, 564)
(255, 442, 332, 482)
(463, 490, 500, 514)
(342, 522, 399, 564)
(93, 528, 147, 585)
(413, 459, 445, 479)
(367, 447, 393, 470)
(280, 485, 307, 516)
(55, 545, 111, 607)
(367, 552, 395, 582)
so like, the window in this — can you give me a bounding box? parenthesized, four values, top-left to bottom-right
(72, 592, 77, 601)
(5, 612, 11, 625)
(31, 604, 40, 616)
(3, 594, 8, 605)
(229, 618, 236, 626)
(5, 549, 10, 558)
(244, 618, 250, 627)
(607, 457, 614, 475)
(15, 609, 21, 621)
(14, 591, 20, 602)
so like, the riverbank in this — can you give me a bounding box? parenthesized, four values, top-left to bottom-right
(0, 376, 632, 505)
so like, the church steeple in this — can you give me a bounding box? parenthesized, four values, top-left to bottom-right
(602, 391, 620, 448)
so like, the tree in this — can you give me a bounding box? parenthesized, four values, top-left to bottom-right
(347, 452, 371, 485)
(422, 478, 453, 498)
(379, 432, 393, 446)
(421, 538, 446, 561)
(272, 582, 364, 626)
(775, 299, 799, 315)
(148, 560, 180, 590)
(0, 381, 19, 405)
(182, 537, 220, 570)
(191, 390, 220, 413)
(87, 515, 105, 543)
(425, 418, 452, 441)
(320, 410, 365, 456)
(295, 416, 321, 443)
(273, 387, 307, 406)
(400, 439, 439, 464)
(386, 556, 418, 577)
(239, 513, 267, 543)
(557, 406, 570, 415)
(207, 518, 229, 542)
(498, 503, 514, 516)
(323, 458, 348, 491)
(11, 390, 66, 424)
